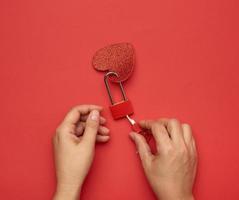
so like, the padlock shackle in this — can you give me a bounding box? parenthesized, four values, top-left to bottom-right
(104, 71, 127, 105)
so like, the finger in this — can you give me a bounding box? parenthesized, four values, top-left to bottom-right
(139, 120, 171, 152)
(56, 124, 74, 138)
(98, 126, 110, 135)
(182, 123, 192, 145)
(139, 119, 154, 130)
(82, 110, 100, 145)
(192, 137, 197, 156)
(76, 122, 109, 136)
(129, 132, 153, 166)
(96, 135, 110, 142)
(80, 115, 106, 125)
(75, 123, 84, 136)
(158, 118, 184, 144)
(62, 105, 103, 125)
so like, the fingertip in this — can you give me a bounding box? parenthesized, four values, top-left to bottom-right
(130, 132, 146, 143)
(83, 104, 103, 111)
(100, 116, 107, 124)
(96, 135, 110, 143)
(138, 119, 153, 129)
(138, 120, 146, 129)
(130, 132, 153, 161)
(139, 120, 146, 125)
(129, 132, 136, 140)
(98, 107, 103, 111)
(94, 105, 103, 111)
(139, 119, 152, 124)
(89, 110, 100, 121)
(99, 126, 110, 135)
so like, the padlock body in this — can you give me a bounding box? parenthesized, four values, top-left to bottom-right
(110, 100, 134, 119)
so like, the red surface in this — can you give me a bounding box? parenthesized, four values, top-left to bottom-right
(0, 0, 239, 199)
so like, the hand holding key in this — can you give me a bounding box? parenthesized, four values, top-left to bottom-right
(130, 119, 197, 200)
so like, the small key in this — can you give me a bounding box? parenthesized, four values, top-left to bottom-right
(126, 115, 151, 142)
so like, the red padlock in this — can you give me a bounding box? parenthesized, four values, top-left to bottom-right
(104, 71, 134, 119)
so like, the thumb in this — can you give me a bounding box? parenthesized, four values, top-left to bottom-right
(82, 110, 100, 145)
(129, 132, 153, 165)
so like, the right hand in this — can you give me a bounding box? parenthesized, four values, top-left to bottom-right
(130, 119, 197, 200)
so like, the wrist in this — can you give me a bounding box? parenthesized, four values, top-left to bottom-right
(53, 183, 82, 200)
(155, 189, 194, 200)
(158, 194, 194, 200)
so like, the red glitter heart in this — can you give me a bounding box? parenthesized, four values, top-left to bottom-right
(92, 43, 135, 82)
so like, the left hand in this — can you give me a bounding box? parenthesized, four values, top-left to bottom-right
(53, 105, 110, 200)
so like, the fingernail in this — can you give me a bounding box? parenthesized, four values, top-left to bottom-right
(90, 110, 99, 121)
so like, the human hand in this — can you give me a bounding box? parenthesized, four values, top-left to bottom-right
(130, 119, 197, 200)
(53, 105, 110, 200)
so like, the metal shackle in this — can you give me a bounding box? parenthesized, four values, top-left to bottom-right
(104, 71, 127, 105)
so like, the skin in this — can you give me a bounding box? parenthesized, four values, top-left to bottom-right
(130, 119, 197, 200)
(53, 105, 110, 200)
(53, 105, 197, 200)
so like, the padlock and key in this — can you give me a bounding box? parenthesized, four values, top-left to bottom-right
(104, 71, 150, 140)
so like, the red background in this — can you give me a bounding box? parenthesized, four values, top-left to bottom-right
(0, 0, 239, 199)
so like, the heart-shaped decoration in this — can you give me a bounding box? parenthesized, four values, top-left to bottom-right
(92, 43, 135, 82)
